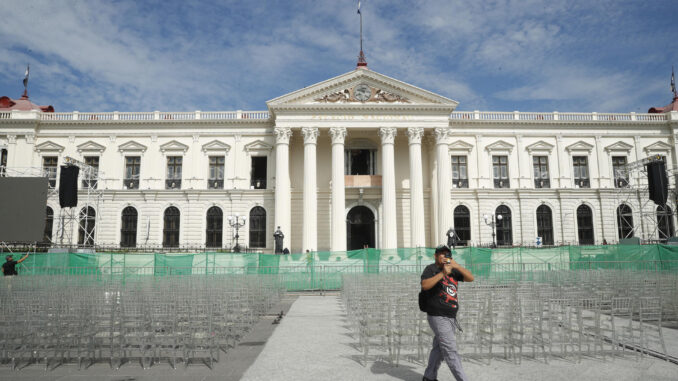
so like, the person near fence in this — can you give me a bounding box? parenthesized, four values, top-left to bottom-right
(420, 244, 474, 381)
(2, 253, 29, 276)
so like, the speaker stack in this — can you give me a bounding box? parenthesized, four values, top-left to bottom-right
(59, 165, 80, 208)
(646, 160, 669, 206)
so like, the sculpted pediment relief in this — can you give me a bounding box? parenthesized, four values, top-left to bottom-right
(159, 140, 189, 153)
(244, 140, 273, 153)
(525, 140, 554, 153)
(34, 141, 65, 153)
(485, 140, 514, 153)
(644, 141, 672, 154)
(604, 141, 633, 153)
(201, 140, 231, 153)
(565, 140, 594, 153)
(118, 140, 147, 153)
(77, 140, 106, 153)
(313, 84, 410, 103)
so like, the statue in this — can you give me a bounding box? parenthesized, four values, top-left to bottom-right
(446, 228, 458, 249)
(273, 226, 284, 254)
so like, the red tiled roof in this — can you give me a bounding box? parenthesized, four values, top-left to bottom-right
(648, 96, 678, 113)
(0, 94, 54, 112)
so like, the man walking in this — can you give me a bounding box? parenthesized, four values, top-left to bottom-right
(421, 244, 474, 381)
(2, 253, 29, 276)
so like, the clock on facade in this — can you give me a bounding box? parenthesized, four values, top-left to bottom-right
(353, 84, 372, 101)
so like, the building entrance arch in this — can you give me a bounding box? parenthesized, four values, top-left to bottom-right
(346, 206, 375, 250)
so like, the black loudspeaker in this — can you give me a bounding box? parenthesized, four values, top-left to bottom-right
(646, 161, 668, 206)
(59, 165, 79, 208)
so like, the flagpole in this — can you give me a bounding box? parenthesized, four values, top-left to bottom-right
(356, 1, 367, 67)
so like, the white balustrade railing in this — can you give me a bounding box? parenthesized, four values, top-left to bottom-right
(0, 112, 10, 120)
(35, 110, 269, 121)
(450, 111, 668, 122)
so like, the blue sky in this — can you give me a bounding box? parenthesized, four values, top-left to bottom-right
(1, 0, 676, 113)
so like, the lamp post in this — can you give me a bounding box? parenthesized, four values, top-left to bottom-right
(227, 214, 247, 253)
(483, 213, 503, 248)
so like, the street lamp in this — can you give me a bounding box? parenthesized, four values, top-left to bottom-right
(483, 213, 503, 248)
(227, 214, 247, 253)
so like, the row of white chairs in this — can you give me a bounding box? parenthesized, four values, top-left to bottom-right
(0, 274, 285, 370)
(341, 269, 676, 366)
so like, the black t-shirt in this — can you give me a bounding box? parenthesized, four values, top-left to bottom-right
(2, 260, 18, 276)
(421, 263, 462, 318)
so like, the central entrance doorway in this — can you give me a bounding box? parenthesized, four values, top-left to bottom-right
(346, 206, 376, 250)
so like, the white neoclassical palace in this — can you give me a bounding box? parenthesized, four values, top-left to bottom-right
(1, 67, 678, 252)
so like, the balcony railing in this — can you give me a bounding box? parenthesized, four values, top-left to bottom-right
(450, 111, 668, 122)
(494, 179, 510, 188)
(534, 179, 550, 189)
(124, 179, 139, 190)
(251, 179, 266, 189)
(575, 178, 590, 188)
(452, 178, 469, 188)
(208, 179, 224, 189)
(345, 175, 382, 188)
(37, 110, 270, 121)
(165, 179, 182, 189)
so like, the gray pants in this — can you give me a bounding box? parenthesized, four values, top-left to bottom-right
(424, 315, 468, 381)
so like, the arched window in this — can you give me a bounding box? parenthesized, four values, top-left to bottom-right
(78, 206, 96, 246)
(206, 206, 223, 248)
(496, 205, 512, 246)
(453, 206, 471, 246)
(657, 205, 675, 240)
(617, 204, 634, 239)
(43, 206, 53, 244)
(163, 206, 180, 248)
(120, 206, 138, 248)
(577, 205, 594, 245)
(536, 205, 554, 245)
(249, 206, 266, 248)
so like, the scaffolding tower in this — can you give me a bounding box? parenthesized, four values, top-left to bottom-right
(614, 155, 677, 242)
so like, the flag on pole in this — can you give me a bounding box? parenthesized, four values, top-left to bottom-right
(672, 65, 676, 95)
(357, 0, 361, 14)
(23, 65, 29, 89)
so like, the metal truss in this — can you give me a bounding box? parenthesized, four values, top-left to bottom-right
(615, 155, 677, 242)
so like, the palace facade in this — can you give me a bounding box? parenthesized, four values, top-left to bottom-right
(1, 68, 678, 252)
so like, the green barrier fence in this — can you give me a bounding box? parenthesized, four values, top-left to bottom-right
(7, 245, 678, 290)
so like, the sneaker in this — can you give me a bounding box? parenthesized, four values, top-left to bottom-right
(422, 377, 438, 381)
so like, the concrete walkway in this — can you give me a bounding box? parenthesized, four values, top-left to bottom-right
(242, 295, 678, 381)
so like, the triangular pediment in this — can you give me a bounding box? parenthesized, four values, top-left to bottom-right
(526, 140, 554, 153)
(34, 141, 64, 153)
(159, 140, 189, 153)
(448, 140, 474, 152)
(485, 140, 514, 152)
(118, 140, 147, 153)
(244, 140, 273, 153)
(565, 140, 594, 152)
(77, 140, 106, 153)
(267, 69, 458, 111)
(644, 141, 672, 153)
(604, 141, 633, 153)
(201, 140, 231, 153)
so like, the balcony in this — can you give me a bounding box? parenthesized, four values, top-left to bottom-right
(251, 179, 266, 189)
(534, 179, 550, 189)
(208, 179, 224, 189)
(124, 179, 139, 190)
(574, 178, 590, 188)
(494, 179, 510, 189)
(165, 179, 182, 189)
(615, 177, 629, 188)
(452, 179, 468, 189)
(345, 175, 382, 188)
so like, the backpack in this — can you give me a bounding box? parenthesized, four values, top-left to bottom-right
(418, 289, 429, 313)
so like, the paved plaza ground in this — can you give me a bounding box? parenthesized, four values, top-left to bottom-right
(2, 293, 677, 381)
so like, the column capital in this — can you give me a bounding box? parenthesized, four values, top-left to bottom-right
(556, 134, 563, 143)
(25, 134, 35, 144)
(301, 127, 319, 145)
(6, 135, 16, 144)
(274, 127, 292, 144)
(379, 127, 397, 145)
(406, 127, 424, 144)
(434, 127, 450, 144)
(329, 127, 347, 145)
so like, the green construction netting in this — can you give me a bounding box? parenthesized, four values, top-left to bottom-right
(6, 245, 678, 290)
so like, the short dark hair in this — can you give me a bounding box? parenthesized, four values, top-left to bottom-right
(434, 244, 451, 255)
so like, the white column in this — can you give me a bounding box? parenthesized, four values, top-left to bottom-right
(594, 135, 604, 188)
(474, 134, 484, 188)
(555, 135, 568, 188)
(435, 128, 452, 243)
(301, 127, 319, 252)
(274, 127, 292, 247)
(407, 127, 426, 247)
(379, 127, 398, 249)
(329, 127, 347, 252)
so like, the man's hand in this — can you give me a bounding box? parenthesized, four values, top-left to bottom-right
(443, 262, 453, 276)
(447, 258, 460, 269)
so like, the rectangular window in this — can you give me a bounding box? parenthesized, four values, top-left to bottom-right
(124, 156, 140, 189)
(208, 156, 225, 189)
(612, 156, 628, 188)
(345, 149, 376, 175)
(492, 155, 510, 188)
(166, 156, 182, 189)
(251, 156, 267, 189)
(573, 156, 590, 188)
(43, 156, 58, 188)
(451, 156, 468, 188)
(82, 156, 99, 189)
(0, 148, 7, 177)
(533, 156, 550, 188)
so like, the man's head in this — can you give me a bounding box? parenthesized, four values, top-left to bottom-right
(5, 255, 12, 262)
(434, 244, 451, 266)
